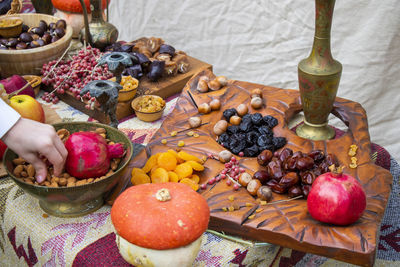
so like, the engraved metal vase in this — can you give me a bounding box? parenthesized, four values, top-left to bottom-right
(296, 0, 342, 140)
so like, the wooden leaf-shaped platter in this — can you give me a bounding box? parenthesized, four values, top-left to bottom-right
(131, 69, 392, 266)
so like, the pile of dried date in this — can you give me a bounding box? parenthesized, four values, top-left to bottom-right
(253, 148, 338, 198)
(10, 127, 121, 187)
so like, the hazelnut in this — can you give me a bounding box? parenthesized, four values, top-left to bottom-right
(216, 76, 228, 87)
(236, 103, 248, 117)
(218, 150, 233, 163)
(257, 186, 273, 201)
(213, 120, 228, 135)
(208, 79, 221, 91)
(198, 103, 211, 114)
(251, 96, 263, 109)
(239, 172, 253, 187)
(209, 99, 221, 111)
(247, 179, 262, 196)
(229, 115, 241, 125)
(188, 116, 202, 128)
(251, 88, 263, 98)
(197, 79, 209, 93)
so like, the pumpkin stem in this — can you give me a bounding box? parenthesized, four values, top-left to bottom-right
(156, 188, 171, 202)
(329, 164, 344, 177)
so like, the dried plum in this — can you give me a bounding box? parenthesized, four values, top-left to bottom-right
(226, 125, 240, 135)
(239, 120, 252, 132)
(257, 135, 272, 147)
(229, 139, 246, 154)
(246, 131, 259, 145)
(251, 113, 263, 125)
(123, 64, 143, 79)
(242, 114, 252, 122)
(259, 144, 275, 152)
(244, 144, 259, 157)
(223, 108, 237, 121)
(147, 60, 165, 81)
(258, 125, 273, 138)
(263, 115, 278, 128)
(218, 132, 230, 144)
(272, 137, 287, 150)
(159, 44, 176, 56)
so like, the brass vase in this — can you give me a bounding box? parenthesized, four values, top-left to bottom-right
(296, 0, 342, 140)
(79, 0, 118, 51)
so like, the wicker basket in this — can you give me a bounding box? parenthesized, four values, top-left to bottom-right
(0, 13, 73, 77)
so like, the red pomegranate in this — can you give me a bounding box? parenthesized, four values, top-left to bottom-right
(307, 166, 366, 226)
(65, 131, 125, 179)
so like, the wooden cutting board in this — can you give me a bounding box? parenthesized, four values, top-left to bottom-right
(0, 104, 62, 177)
(44, 56, 212, 124)
(130, 69, 392, 267)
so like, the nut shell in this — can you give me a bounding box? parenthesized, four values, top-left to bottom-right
(251, 97, 263, 109)
(198, 103, 211, 114)
(236, 104, 248, 117)
(209, 99, 221, 111)
(208, 79, 221, 91)
(213, 120, 228, 135)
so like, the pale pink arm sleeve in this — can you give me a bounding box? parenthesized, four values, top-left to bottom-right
(0, 98, 20, 138)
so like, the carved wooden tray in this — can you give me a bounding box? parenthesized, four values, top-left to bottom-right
(130, 69, 392, 266)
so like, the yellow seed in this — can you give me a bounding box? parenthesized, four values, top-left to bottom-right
(245, 202, 253, 207)
(193, 133, 200, 138)
(350, 144, 358, 150)
(260, 200, 267, 205)
(348, 150, 356, 157)
(349, 163, 357, 169)
(186, 131, 194, 137)
(222, 207, 228, 212)
(255, 208, 263, 213)
(228, 195, 235, 201)
(170, 131, 178, 137)
(201, 156, 207, 164)
(351, 157, 357, 163)
(228, 206, 235, 212)
(248, 214, 256, 220)
(161, 139, 167, 144)
(177, 141, 185, 147)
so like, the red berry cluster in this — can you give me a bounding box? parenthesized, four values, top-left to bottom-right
(200, 154, 245, 191)
(40, 46, 113, 107)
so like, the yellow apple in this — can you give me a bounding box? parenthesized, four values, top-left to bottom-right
(9, 95, 45, 123)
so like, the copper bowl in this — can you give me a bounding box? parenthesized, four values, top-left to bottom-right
(3, 121, 134, 217)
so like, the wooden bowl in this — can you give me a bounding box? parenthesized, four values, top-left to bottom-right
(3, 121, 134, 218)
(131, 95, 166, 122)
(0, 16, 22, 38)
(0, 13, 73, 77)
(22, 75, 41, 96)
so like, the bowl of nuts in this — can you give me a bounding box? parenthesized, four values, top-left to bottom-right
(3, 121, 134, 217)
(0, 13, 73, 77)
(131, 94, 166, 122)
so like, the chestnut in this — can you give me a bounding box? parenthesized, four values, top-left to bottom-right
(213, 120, 228, 136)
(21, 24, 29, 32)
(197, 79, 208, 93)
(251, 88, 263, 98)
(42, 33, 51, 44)
(16, 42, 27, 50)
(238, 172, 253, 187)
(247, 179, 262, 196)
(36, 39, 46, 47)
(0, 38, 7, 46)
(55, 19, 67, 29)
(31, 34, 40, 40)
(48, 22, 56, 30)
(51, 36, 60, 43)
(188, 116, 202, 128)
(218, 150, 232, 163)
(19, 32, 33, 43)
(29, 27, 44, 36)
(257, 149, 273, 166)
(0, 45, 7, 50)
(54, 28, 65, 38)
(6, 38, 18, 47)
(29, 40, 40, 48)
(38, 20, 48, 31)
(257, 186, 273, 201)
(216, 76, 228, 87)
(253, 170, 270, 184)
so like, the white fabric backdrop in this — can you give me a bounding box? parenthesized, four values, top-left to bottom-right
(109, 0, 400, 162)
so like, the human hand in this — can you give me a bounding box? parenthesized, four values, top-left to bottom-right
(2, 118, 68, 183)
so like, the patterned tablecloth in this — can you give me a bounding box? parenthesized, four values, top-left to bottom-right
(0, 93, 399, 267)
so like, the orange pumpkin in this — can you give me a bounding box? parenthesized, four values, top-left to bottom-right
(51, 0, 109, 13)
(111, 182, 210, 250)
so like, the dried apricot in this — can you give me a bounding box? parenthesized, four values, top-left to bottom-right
(151, 168, 169, 183)
(167, 149, 184, 163)
(177, 151, 202, 163)
(168, 171, 179, 182)
(186, 160, 204, 171)
(190, 174, 200, 184)
(131, 167, 146, 177)
(131, 172, 151, 185)
(180, 178, 199, 191)
(174, 163, 193, 180)
(142, 153, 160, 173)
(157, 152, 177, 171)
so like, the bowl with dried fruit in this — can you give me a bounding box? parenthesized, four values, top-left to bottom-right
(109, 75, 139, 102)
(3, 121, 134, 217)
(131, 94, 166, 122)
